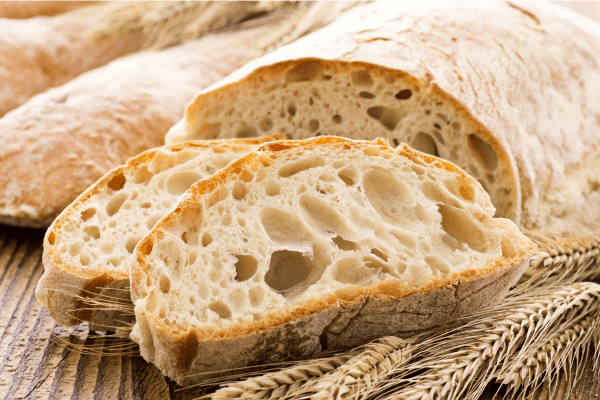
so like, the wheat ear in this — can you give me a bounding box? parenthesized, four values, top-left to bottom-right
(524, 226, 600, 282)
(377, 282, 600, 400)
(304, 337, 413, 400)
(210, 353, 358, 400)
(498, 314, 600, 399)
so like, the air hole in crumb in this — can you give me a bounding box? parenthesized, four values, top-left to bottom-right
(359, 91, 376, 99)
(134, 166, 153, 184)
(167, 171, 202, 196)
(425, 256, 450, 274)
(468, 134, 498, 170)
(181, 232, 188, 243)
(287, 103, 297, 116)
(392, 138, 400, 147)
(146, 214, 162, 230)
(81, 208, 96, 222)
(159, 274, 170, 294)
(249, 286, 265, 307)
(332, 115, 342, 124)
(159, 308, 166, 319)
(333, 258, 379, 285)
(337, 171, 355, 186)
(366, 106, 402, 131)
(126, 237, 141, 254)
(370, 248, 389, 261)
(278, 155, 325, 177)
(83, 226, 100, 240)
(395, 89, 412, 100)
(207, 186, 229, 208)
(201, 232, 213, 247)
(142, 241, 153, 255)
(69, 242, 83, 256)
(80, 253, 91, 266)
(332, 236, 359, 251)
(196, 123, 221, 140)
(258, 117, 273, 132)
(438, 204, 486, 251)
(308, 119, 320, 133)
(234, 255, 258, 282)
(107, 173, 126, 191)
(208, 301, 231, 319)
(412, 132, 439, 157)
(265, 250, 314, 298)
(232, 181, 248, 201)
(285, 60, 323, 82)
(351, 70, 374, 86)
(106, 192, 128, 216)
(236, 125, 257, 138)
(141, 202, 152, 209)
(265, 181, 281, 196)
(501, 237, 518, 258)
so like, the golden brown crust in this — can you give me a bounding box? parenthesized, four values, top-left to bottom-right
(0, 2, 91, 18)
(131, 137, 536, 384)
(37, 134, 286, 327)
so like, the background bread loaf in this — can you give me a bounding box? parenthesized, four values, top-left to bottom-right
(166, 1, 600, 233)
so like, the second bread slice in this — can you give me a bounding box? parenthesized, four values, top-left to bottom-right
(36, 134, 285, 329)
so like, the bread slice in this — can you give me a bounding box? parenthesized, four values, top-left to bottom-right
(165, 2, 600, 232)
(36, 134, 285, 329)
(130, 137, 535, 386)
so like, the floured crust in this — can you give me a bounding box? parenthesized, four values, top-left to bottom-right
(36, 134, 285, 328)
(0, 26, 281, 228)
(169, 1, 600, 232)
(130, 137, 536, 385)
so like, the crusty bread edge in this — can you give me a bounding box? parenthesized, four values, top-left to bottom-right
(36, 134, 286, 327)
(177, 58, 521, 223)
(130, 137, 535, 385)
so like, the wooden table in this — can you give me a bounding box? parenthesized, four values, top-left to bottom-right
(0, 225, 598, 400)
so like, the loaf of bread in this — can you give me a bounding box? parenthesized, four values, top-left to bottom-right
(36, 134, 285, 330)
(0, 7, 142, 117)
(0, 2, 357, 229)
(129, 137, 535, 385)
(166, 2, 600, 233)
(0, 1, 89, 18)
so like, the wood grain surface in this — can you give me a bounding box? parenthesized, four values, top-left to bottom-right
(0, 225, 597, 400)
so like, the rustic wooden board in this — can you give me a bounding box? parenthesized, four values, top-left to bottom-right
(0, 225, 597, 400)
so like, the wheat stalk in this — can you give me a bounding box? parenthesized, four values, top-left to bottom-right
(303, 337, 413, 400)
(210, 352, 358, 400)
(371, 282, 600, 400)
(88, 1, 291, 51)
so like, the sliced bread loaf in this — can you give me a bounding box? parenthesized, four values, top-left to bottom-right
(130, 137, 535, 386)
(36, 134, 285, 329)
(165, 1, 600, 232)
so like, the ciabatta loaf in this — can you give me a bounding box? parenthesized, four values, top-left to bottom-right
(36, 134, 285, 329)
(0, 2, 357, 228)
(166, 1, 600, 232)
(0, 1, 89, 18)
(130, 137, 535, 386)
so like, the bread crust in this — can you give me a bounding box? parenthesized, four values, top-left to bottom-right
(130, 137, 536, 386)
(36, 135, 286, 328)
(173, 1, 600, 231)
(0, 2, 90, 18)
(0, 25, 285, 229)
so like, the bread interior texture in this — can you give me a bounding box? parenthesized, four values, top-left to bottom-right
(169, 61, 514, 220)
(47, 142, 268, 278)
(133, 139, 526, 337)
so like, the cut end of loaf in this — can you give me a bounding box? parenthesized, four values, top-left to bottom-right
(130, 137, 534, 382)
(37, 134, 285, 326)
(167, 58, 520, 223)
